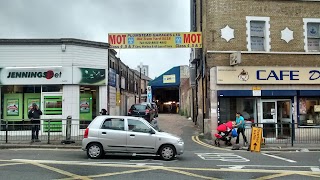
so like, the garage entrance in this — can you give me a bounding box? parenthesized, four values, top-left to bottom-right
(148, 66, 181, 114)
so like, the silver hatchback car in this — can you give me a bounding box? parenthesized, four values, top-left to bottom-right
(82, 116, 184, 161)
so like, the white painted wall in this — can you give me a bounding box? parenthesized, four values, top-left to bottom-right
(0, 45, 108, 69)
(62, 85, 80, 136)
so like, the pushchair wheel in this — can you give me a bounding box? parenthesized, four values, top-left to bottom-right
(214, 139, 220, 147)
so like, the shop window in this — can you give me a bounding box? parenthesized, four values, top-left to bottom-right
(219, 98, 256, 124)
(246, 16, 270, 52)
(303, 18, 320, 52)
(299, 98, 320, 126)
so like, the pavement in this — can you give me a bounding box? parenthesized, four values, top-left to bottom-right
(0, 114, 320, 179)
(1, 113, 319, 152)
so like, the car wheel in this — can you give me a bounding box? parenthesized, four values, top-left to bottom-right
(159, 145, 176, 161)
(87, 143, 104, 159)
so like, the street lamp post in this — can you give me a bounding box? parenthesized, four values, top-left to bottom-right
(138, 66, 142, 103)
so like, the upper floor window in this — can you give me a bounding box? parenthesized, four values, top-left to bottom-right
(304, 18, 320, 52)
(246, 16, 270, 52)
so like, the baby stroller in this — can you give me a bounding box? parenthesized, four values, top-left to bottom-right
(214, 121, 237, 147)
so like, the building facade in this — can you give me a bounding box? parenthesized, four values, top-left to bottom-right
(190, 0, 320, 140)
(0, 39, 109, 135)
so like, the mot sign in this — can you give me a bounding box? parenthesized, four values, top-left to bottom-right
(108, 32, 202, 49)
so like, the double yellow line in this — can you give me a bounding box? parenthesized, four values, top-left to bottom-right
(191, 135, 231, 151)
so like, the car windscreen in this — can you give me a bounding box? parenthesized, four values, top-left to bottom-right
(131, 105, 147, 110)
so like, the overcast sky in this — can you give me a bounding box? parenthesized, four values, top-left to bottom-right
(0, 0, 191, 79)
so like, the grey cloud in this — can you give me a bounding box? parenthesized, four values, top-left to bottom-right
(0, 0, 190, 78)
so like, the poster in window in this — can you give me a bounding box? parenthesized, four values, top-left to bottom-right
(80, 98, 90, 113)
(308, 39, 319, 51)
(307, 23, 319, 38)
(251, 37, 265, 51)
(27, 99, 40, 111)
(299, 98, 307, 115)
(250, 21, 265, 37)
(7, 99, 19, 116)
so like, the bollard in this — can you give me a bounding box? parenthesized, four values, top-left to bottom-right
(47, 119, 51, 144)
(61, 116, 75, 144)
(5, 120, 8, 143)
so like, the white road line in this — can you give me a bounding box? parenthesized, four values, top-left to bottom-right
(11, 159, 164, 166)
(218, 165, 318, 168)
(261, 153, 297, 163)
(311, 167, 320, 172)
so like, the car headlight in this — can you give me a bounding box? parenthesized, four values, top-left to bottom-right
(177, 139, 184, 144)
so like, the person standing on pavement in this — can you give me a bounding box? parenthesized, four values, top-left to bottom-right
(28, 103, 42, 142)
(235, 112, 248, 146)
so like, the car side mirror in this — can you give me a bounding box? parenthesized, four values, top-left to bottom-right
(149, 129, 155, 134)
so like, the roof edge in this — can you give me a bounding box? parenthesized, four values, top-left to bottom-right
(0, 38, 110, 49)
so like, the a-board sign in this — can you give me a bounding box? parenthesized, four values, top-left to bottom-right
(250, 127, 263, 152)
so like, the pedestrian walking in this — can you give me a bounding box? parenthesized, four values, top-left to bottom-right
(28, 103, 42, 142)
(235, 112, 248, 146)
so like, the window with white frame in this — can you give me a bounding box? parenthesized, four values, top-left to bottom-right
(246, 16, 270, 52)
(304, 18, 320, 52)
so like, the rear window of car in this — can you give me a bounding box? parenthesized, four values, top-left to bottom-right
(131, 104, 147, 110)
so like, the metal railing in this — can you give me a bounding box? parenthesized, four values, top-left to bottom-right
(242, 122, 320, 146)
(0, 118, 89, 144)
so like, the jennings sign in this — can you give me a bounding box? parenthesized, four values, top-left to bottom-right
(217, 66, 320, 84)
(0, 67, 106, 85)
(108, 32, 202, 49)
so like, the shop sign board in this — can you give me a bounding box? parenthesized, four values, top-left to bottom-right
(108, 32, 202, 49)
(250, 127, 263, 153)
(163, 74, 176, 83)
(0, 67, 106, 85)
(73, 67, 106, 85)
(0, 67, 72, 85)
(217, 66, 320, 84)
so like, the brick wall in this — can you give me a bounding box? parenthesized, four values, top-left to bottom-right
(204, 0, 320, 52)
(201, 0, 320, 68)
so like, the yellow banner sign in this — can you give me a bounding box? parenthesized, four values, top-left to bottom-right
(163, 74, 176, 83)
(250, 127, 263, 152)
(108, 32, 202, 49)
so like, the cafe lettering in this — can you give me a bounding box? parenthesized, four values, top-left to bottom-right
(216, 66, 320, 84)
(256, 70, 320, 81)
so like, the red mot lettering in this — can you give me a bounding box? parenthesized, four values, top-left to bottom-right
(108, 34, 127, 45)
(183, 33, 201, 44)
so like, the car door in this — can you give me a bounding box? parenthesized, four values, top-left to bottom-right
(126, 118, 157, 153)
(99, 118, 127, 152)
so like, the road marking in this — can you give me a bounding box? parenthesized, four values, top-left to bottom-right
(28, 161, 91, 180)
(255, 172, 295, 180)
(192, 136, 231, 151)
(163, 168, 221, 180)
(88, 168, 158, 178)
(218, 165, 319, 168)
(0, 162, 25, 167)
(311, 167, 320, 172)
(261, 153, 297, 163)
(196, 153, 250, 162)
(12, 159, 164, 166)
(8, 148, 81, 151)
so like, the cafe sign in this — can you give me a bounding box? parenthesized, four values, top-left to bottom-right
(217, 66, 320, 84)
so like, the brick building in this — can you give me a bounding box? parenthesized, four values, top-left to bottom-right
(190, 0, 320, 141)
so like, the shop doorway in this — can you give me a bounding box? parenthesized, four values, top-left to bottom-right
(261, 99, 292, 139)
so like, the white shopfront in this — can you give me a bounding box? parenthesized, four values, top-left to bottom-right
(0, 40, 109, 136)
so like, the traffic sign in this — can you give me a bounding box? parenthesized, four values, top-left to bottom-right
(250, 127, 263, 152)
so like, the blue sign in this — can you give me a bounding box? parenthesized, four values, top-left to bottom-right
(175, 36, 182, 44)
(108, 69, 116, 87)
(128, 37, 134, 45)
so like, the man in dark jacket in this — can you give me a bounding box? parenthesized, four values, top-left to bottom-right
(28, 103, 42, 142)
